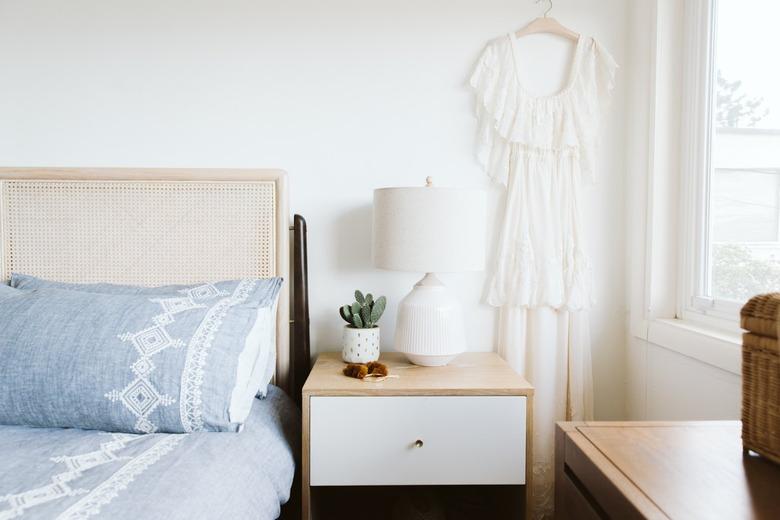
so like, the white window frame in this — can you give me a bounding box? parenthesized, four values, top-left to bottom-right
(630, 0, 742, 377)
(678, 0, 745, 329)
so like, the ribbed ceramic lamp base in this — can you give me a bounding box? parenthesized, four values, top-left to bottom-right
(394, 273, 466, 366)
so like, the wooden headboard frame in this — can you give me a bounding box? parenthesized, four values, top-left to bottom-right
(0, 167, 310, 399)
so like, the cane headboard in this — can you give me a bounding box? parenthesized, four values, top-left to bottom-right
(0, 167, 295, 391)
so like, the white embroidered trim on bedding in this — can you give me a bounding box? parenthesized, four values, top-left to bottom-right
(105, 284, 225, 433)
(0, 434, 143, 520)
(179, 279, 257, 432)
(55, 435, 184, 520)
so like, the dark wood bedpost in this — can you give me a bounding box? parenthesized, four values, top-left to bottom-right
(290, 214, 311, 408)
(279, 215, 310, 520)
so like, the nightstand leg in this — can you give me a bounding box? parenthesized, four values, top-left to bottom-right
(525, 395, 534, 520)
(302, 395, 311, 520)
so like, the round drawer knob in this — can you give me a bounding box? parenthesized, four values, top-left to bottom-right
(414, 439, 424, 448)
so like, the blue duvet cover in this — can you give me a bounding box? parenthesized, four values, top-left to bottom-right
(0, 386, 298, 520)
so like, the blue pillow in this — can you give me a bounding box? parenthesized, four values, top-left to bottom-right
(11, 273, 280, 400)
(0, 277, 282, 434)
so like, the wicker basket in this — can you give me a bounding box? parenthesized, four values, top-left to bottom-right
(741, 293, 780, 338)
(741, 294, 780, 464)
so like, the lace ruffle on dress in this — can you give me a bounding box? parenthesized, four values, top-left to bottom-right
(471, 34, 617, 310)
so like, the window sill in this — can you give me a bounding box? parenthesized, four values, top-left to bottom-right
(634, 318, 742, 375)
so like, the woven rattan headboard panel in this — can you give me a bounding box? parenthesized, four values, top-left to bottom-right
(0, 167, 291, 390)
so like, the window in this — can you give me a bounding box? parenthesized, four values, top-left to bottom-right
(684, 0, 780, 321)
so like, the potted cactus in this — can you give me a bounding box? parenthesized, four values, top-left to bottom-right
(339, 290, 386, 363)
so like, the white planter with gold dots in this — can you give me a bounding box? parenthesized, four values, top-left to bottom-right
(341, 326, 380, 363)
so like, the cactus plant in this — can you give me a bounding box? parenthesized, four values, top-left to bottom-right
(339, 290, 386, 329)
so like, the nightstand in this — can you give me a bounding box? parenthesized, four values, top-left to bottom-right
(302, 352, 534, 519)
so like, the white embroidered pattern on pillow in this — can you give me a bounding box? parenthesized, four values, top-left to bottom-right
(179, 279, 258, 432)
(104, 282, 232, 433)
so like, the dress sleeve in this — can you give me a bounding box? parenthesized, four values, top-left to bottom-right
(593, 39, 618, 110)
(469, 40, 513, 186)
(469, 42, 498, 94)
(580, 39, 618, 182)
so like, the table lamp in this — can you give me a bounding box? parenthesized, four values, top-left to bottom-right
(372, 178, 486, 366)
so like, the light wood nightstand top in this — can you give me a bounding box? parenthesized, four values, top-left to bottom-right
(302, 351, 533, 397)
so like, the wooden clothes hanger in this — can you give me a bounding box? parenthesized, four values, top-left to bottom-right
(514, 0, 580, 41)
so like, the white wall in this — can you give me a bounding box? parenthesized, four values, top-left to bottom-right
(0, 0, 629, 419)
(627, 338, 741, 420)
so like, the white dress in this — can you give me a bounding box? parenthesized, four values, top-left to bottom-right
(471, 34, 616, 519)
(471, 34, 616, 309)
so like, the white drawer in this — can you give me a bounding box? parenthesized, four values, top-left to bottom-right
(309, 395, 526, 486)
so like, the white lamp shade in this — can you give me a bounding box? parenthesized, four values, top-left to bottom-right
(372, 186, 486, 273)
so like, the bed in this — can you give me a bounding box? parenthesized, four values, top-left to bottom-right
(0, 168, 311, 520)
